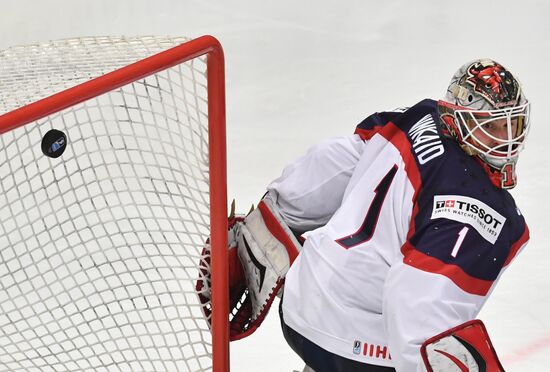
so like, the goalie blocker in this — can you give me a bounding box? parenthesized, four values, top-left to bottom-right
(421, 319, 505, 372)
(196, 195, 301, 340)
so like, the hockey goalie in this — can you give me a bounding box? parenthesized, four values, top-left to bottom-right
(197, 58, 530, 372)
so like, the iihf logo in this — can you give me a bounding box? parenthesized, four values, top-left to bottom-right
(353, 340, 361, 355)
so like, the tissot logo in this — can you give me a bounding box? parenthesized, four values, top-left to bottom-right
(432, 195, 506, 244)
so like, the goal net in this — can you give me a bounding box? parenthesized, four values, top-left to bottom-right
(0, 36, 228, 372)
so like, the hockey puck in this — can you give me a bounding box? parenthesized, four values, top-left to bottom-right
(41, 129, 67, 158)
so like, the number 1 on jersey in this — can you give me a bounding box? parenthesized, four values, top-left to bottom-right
(451, 226, 469, 258)
(336, 164, 398, 249)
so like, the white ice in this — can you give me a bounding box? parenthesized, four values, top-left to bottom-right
(1, 1, 549, 370)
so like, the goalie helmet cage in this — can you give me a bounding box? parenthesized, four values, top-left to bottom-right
(0, 36, 229, 371)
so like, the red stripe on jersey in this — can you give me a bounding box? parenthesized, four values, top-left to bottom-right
(401, 241, 493, 296)
(374, 122, 422, 239)
(365, 122, 423, 192)
(358, 121, 426, 261)
(355, 126, 383, 141)
(503, 225, 530, 268)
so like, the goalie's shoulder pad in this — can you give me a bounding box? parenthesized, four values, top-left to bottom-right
(420, 319, 504, 372)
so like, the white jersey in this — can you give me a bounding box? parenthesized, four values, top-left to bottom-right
(271, 100, 529, 371)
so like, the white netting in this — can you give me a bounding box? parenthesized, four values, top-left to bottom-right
(0, 37, 215, 371)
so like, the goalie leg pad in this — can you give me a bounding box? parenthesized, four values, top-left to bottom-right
(420, 319, 505, 372)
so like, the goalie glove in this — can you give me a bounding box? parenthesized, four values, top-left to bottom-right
(234, 195, 301, 339)
(420, 319, 505, 372)
(196, 197, 301, 341)
(195, 208, 250, 340)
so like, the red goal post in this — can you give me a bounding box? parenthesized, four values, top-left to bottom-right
(0, 36, 229, 371)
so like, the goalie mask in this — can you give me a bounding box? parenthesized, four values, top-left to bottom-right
(439, 58, 530, 189)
